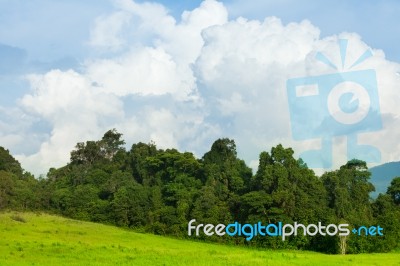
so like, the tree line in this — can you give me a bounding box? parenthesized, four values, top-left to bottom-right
(0, 129, 399, 254)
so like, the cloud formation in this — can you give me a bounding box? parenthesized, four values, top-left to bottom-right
(6, 0, 400, 176)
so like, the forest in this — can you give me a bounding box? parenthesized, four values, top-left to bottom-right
(1, 129, 399, 254)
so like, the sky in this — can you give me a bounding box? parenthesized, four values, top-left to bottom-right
(1, 0, 400, 176)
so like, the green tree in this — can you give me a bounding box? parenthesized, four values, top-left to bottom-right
(322, 159, 374, 225)
(0, 147, 23, 177)
(129, 142, 157, 184)
(250, 145, 331, 250)
(203, 138, 252, 195)
(371, 193, 400, 252)
(387, 177, 400, 205)
(70, 129, 126, 165)
(0, 170, 15, 209)
(100, 129, 125, 160)
(322, 159, 375, 254)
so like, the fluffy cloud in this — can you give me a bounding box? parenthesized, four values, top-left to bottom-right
(86, 47, 195, 99)
(10, 0, 400, 176)
(17, 70, 123, 174)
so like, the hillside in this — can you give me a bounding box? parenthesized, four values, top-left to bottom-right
(369, 162, 400, 198)
(0, 212, 399, 266)
(1, 134, 400, 255)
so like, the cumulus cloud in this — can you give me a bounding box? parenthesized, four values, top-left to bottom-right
(88, 10, 132, 51)
(86, 47, 195, 99)
(16, 70, 124, 174)
(9, 0, 400, 176)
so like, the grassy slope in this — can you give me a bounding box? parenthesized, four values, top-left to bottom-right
(0, 212, 398, 266)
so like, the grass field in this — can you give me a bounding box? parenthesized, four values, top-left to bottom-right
(0, 212, 398, 265)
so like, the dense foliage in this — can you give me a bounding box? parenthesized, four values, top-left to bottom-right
(1, 129, 399, 254)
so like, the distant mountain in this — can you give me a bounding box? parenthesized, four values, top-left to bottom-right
(369, 161, 400, 198)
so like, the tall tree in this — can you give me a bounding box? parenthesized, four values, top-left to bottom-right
(387, 177, 400, 205)
(322, 159, 375, 253)
(0, 147, 23, 177)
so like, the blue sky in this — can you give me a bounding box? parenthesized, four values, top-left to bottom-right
(1, 0, 399, 78)
(1, 0, 400, 176)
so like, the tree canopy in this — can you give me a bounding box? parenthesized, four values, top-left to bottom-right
(0, 130, 399, 254)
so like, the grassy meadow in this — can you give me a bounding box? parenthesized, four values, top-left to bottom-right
(0, 212, 398, 266)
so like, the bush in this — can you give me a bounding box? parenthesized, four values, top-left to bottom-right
(10, 214, 26, 223)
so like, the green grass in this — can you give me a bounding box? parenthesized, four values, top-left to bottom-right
(0, 212, 398, 265)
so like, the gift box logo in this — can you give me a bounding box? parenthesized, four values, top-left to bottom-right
(287, 39, 382, 168)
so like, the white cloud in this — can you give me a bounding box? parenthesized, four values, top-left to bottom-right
(86, 0, 228, 101)
(17, 69, 124, 175)
(86, 47, 195, 99)
(218, 92, 248, 115)
(195, 19, 400, 171)
(9, 0, 400, 176)
(88, 11, 132, 51)
(21, 70, 123, 121)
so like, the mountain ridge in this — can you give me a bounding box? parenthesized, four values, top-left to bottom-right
(369, 161, 400, 198)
